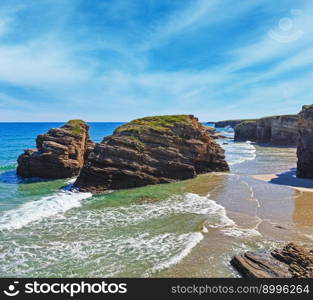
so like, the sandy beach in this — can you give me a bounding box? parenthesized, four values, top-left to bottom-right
(252, 169, 313, 193)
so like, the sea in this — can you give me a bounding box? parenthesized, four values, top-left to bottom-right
(0, 122, 313, 277)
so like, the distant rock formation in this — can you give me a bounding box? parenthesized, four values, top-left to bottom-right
(205, 126, 227, 139)
(74, 115, 229, 193)
(234, 121, 257, 142)
(234, 115, 299, 145)
(297, 105, 313, 178)
(17, 120, 94, 179)
(212, 119, 255, 128)
(231, 243, 313, 278)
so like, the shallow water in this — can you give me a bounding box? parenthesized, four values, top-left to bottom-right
(0, 123, 312, 277)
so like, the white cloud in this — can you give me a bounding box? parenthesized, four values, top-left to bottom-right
(0, 38, 93, 87)
(0, 0, 312, 121)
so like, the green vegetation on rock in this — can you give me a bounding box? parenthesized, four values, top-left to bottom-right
(114, 115, 193, 134)
(66, 119, 86, 136)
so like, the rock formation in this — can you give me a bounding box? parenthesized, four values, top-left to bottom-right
(231, 243, 313, 278)
(211, 119, 255, 128)
(234, 115, 299, 145)
(17, 120, 94, 179)
(234, 121, 257, 142)
(74, 115, 229, 193)
(297, 105, 313, 178)
(206, 126, 227, 139)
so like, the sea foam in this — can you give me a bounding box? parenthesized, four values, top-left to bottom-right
(0, 191, 92, 231)
(221, 141, 256, 165)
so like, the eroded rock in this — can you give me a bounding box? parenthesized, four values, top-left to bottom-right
(297, 105, 313, 178)
(74, 115, 229, 193)
(17, 120, 94, 179)
(234, 115, 299, 145)
(231, 243, 313, 278)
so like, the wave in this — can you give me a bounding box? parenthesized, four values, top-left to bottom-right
(149, 232, 203, 274)
(63, 193, 237, 230)
(221, 227, 262, 238)
(0, 191, 261, 276)
(221, 141, 257, 165)
(0, 191, 92, 231)
(0, 164, 17, 171)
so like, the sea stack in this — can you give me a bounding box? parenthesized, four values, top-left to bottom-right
(17, 120, 94, 179)
(74, 115, 229, 193)
(297, 105, 313, 178)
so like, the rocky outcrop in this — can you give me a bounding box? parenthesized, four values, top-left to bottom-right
(297, 105, 313, 178)
(74, 115, 229, 193)
(234, 115, 299, 145)
(231, 243, 313, 278)
(234, 121, 257, 142)
(17, 120, 94, 179)
(212, 119, 255, 128)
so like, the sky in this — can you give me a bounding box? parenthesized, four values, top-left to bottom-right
(0, 0, 313, 122)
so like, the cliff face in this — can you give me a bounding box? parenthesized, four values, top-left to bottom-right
(234, 121, 257, 142)
(74, 115, 229, 193)
(17, 120, 94, 179)
(234, 115, 299, 145)
(297, 105, 313, 178)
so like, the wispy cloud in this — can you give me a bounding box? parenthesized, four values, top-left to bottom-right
(0, 0, 312, 121)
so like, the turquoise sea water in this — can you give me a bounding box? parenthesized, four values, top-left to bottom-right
(0, 123, 305, 277)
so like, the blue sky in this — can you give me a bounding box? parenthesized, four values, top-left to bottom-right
(0, 0, 313, 122)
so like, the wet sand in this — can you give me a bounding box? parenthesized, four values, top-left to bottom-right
(157, 144, 313, 277)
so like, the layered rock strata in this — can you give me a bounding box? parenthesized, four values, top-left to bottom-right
(74, 115, 229, 193)
(231, 243, 313, 278)
(17, 120, 93, 179)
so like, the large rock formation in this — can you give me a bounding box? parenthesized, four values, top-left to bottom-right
(17, 120, 94, 179)
(74, 115, 229, 193)
(234, 115, 299, 145)
(231, 243, 313, 278)
(297, 105, 313, 178)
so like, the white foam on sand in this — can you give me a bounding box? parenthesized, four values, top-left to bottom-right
(0, 191, 261, 276)
(0, 191, 92, 230)
(149, 232, 203, 274)
(221, 227, 262, 238)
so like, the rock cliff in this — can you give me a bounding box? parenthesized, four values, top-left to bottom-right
(231, 243, 313, 278)
(234, 121, 257, 142)
(234, 115, 299, 145)
(17, 120, 93, 179)
(297, 105, 313, 178)
(74, 115, 229, 193)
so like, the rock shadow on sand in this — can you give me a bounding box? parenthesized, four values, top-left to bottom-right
(270, 168, 313, 190)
